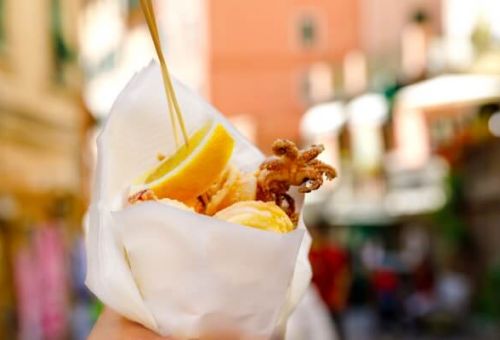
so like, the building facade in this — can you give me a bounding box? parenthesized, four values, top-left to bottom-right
(0, 1, 90, 338)
(208, 0, 360, 150)
(82, 0, 360, 152)
(0, 0, 88, 194)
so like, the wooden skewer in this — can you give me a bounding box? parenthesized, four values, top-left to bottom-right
(140, 0, 179, 146)
(140, 0, 189, 146)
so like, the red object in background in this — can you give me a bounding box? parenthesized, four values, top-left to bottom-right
(309, 244, 350, 312)
(373, 269, 399, 293)
(413, 257, 435, 293)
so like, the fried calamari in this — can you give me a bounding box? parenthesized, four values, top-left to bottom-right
(255, 139, 336, 223)
(129, 139, 336, 224)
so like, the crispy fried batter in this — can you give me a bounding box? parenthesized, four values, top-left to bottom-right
(128, 189, 158, 204)
(127, 140, 336, 225)
(256, 139, 336, 220)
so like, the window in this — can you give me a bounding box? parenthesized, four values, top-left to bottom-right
(298, 15, 317, 48)
(299, 63, 334, 105)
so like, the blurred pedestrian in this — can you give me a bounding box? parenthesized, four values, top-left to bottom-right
(308, 221, 350, 335)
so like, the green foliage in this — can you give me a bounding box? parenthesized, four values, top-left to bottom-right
(476, 265, 500, 319)
(432, 172, 468, 248)
(51, 0, 76, 82)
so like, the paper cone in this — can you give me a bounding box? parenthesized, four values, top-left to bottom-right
(86, 61, 311, 339)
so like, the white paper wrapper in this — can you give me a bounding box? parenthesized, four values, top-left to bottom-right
(85, 61, 312, 339)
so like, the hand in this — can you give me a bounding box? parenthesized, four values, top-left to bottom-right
(88, 308, 169, 340)
(88, 308, 265, 340)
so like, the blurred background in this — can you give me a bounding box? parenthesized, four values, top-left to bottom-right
(1, 0, 500, 339)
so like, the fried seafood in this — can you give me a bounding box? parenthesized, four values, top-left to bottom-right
(128, 188, 158, 204)
(257, 139, 336, 196)
(198, 165, 257, 216)
(255, 139, 336, 222)
(128, 189, 194, 211)
(129, 139, 336, 227)
(214, 201, 295, 233)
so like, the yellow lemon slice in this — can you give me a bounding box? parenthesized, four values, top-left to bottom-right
(134, 121, 235, 203)
(214, 201, 295, 233)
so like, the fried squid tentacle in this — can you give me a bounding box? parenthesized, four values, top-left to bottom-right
(255, 139, 336, 219)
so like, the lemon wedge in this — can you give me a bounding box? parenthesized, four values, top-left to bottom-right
(214, 201, 295, 233)
(134, 121, 235, 203)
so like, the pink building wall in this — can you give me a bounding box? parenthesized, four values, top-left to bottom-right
(207, 0, 360, 151)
